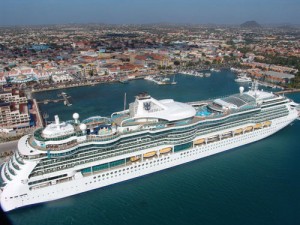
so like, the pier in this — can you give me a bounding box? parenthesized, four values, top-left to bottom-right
(37, 92, 72, 106)
(256, 81, 283, 89)
(275, 88, 300, 95)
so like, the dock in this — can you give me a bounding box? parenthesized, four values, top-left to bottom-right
(37, 92, 72, 106)
(275, 89, 300, 95)
(256, 81, 283, 89)
(61, 92, 72, 106)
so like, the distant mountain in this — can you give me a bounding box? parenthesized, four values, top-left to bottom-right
(240, 21, 261, 28)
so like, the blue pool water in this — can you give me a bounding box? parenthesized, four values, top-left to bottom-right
(196, 106, 212, 116)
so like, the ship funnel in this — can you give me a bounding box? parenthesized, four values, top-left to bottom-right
(54, 115, 60, 130)
(239, 86, 244, 95)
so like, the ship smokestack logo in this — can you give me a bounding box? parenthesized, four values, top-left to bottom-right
(143, 102, 151, 111)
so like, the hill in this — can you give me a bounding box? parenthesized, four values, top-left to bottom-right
(240, 21, 261, 28)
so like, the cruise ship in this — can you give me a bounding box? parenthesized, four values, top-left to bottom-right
(1, 84, 299, 212)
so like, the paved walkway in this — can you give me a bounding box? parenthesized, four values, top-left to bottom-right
(0, 141, 16, 164)
(0, 140, 18, 153)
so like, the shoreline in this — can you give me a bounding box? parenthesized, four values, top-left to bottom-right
(31, 67, 228, 93)
(275, 89, 300, 95)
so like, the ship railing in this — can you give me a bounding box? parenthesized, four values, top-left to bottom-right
(111, 110, 129, 119)
(32, 137, 187, 176)
(33, 128, 84, 142)
(32, 124, 225, 173)
(30, 111, 283, 176)
(82, 116, 111, 125)
(86, 133, 121, 142)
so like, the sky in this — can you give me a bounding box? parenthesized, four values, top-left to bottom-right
(0, 0, 299, 26)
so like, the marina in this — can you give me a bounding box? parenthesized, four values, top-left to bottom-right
(144, 75, 177, 85)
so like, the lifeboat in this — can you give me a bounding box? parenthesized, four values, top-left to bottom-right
(263, 121, 272, 127)
(234, 128, 243, 134)
(194, 138, 205, 145)
(143, 151, 156, 158)
(207, 136, 219, 142)
(222, 132, 232, 138)
(208, 135, 219, 139)
(159, 147, 172, 154)
(244, 126, 253, 131)
(254, 123, 262, 129)
(130, 156, 141, 162)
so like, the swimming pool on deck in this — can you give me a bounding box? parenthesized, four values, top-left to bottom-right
(196, 106, 212, 117)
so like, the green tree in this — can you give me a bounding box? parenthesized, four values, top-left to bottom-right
(89, 70, 94, 76)
(174, 61, 180, 66)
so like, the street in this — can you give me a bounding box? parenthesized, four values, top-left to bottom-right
(0, 140, 18, 153)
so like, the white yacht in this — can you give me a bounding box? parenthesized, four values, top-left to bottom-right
(235, 74, 252, 83)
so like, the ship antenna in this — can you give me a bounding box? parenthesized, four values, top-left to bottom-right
(253, 80, 258, 99)
(124, 92, 127, 111)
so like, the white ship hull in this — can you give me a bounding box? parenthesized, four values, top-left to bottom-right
(1, 112, 297, 212)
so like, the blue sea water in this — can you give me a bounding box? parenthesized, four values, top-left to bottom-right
(7, 70, 300, 225)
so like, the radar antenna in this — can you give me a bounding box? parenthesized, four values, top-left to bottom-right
(124, 92, 127, 111)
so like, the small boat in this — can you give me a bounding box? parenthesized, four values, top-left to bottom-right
(235, 74, 252, 83)
(254, 123, 262, 129)
(159, 147, 172, 154)
(234, 128, 243, 134)
(143, 151, 156, 158)
(263, 121, 272, 127)
(210, 68, 220, 72)
(207, 135, 219, 142)
(194, 138, 205, 145)
(222, 131, 232, 137)
(130, 156, 141, 162)
(244, 126, 253, 131)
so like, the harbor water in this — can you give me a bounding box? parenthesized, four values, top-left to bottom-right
(7, 70, 300, 225)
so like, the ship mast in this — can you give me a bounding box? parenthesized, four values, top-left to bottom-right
(124, 92, 127, 111)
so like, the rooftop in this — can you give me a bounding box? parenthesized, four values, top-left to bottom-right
(264, 71, 295, 79)
(131, 95, 196, 122)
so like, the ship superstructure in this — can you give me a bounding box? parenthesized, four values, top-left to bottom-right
(1, 87, 299, 211)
